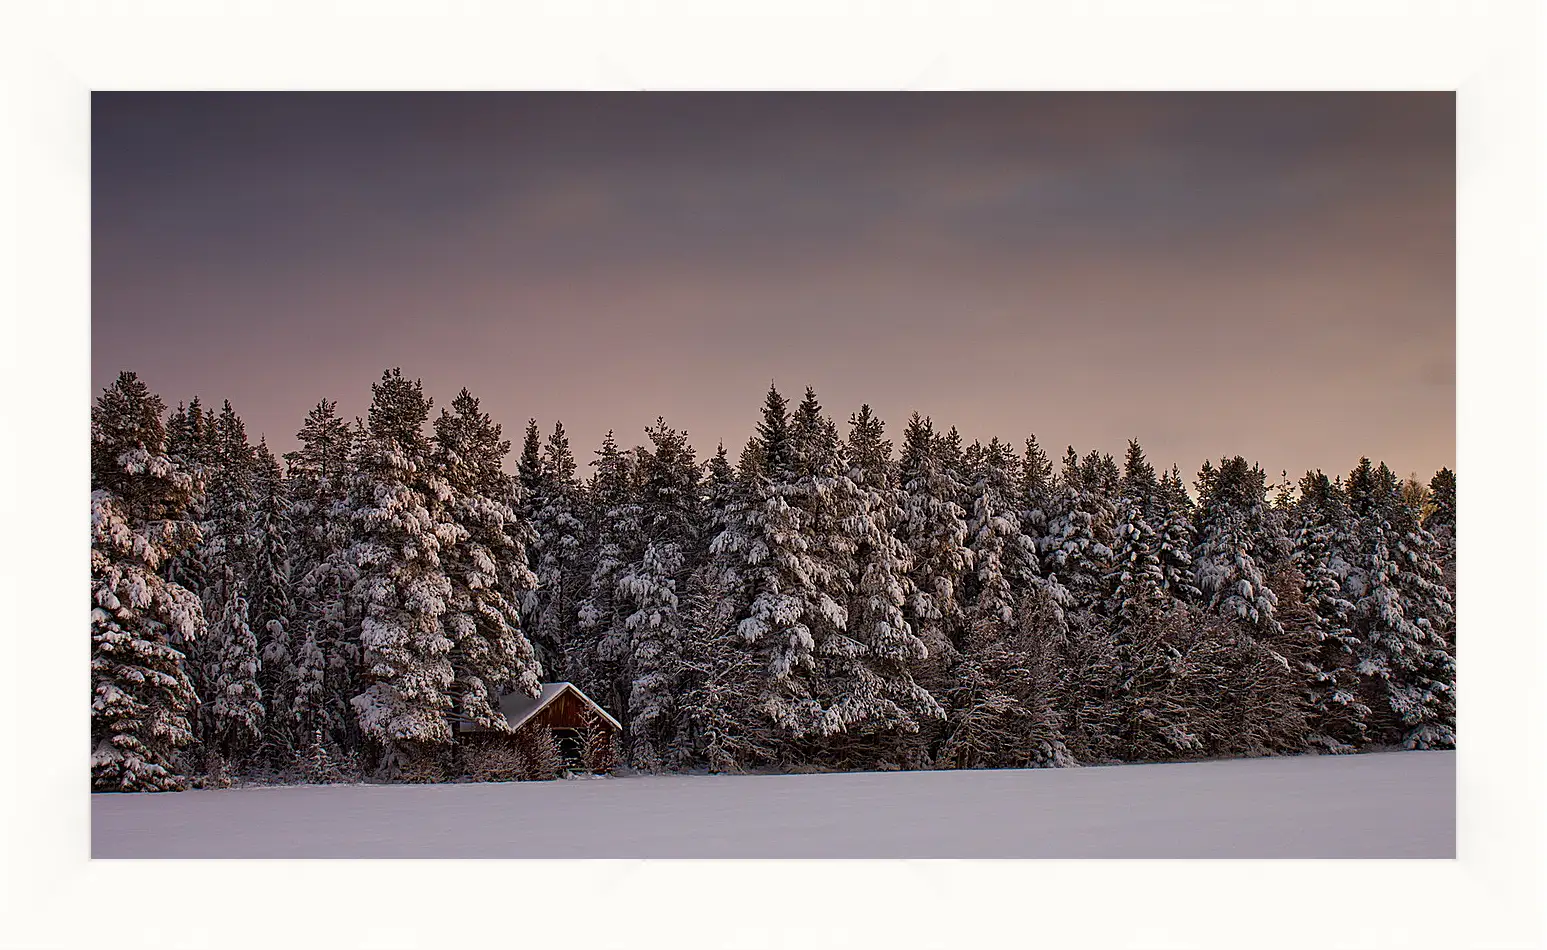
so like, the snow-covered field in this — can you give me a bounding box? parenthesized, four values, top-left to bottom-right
(92, 750, 1453, 858)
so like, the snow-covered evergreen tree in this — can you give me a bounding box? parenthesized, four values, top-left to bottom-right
(1041, 447, 1113, 602)
(204, 590, 264, 761)
(616, 418, 702, 770)
(576, 431, 643, 720)
(91, 372, 206, 791)
(896, 414, 973, 664)
(249, 439, 298, 760)
(938, 585, 1074, 770)
(346, 369, 459, 776)
(433, 389, 543, 732)
(1154, 466, 1202, 602)
(191, 401, 263, 758)
(1344, 459, 1456, 749)
(1424, 467, 1456, 600)
(704, 386, 848, 750)
(672, 567, 773, 772)
(1191, 456, 1281, 632)
(283, 399, 358, 754)
(163, 398, 214, 602)
(1107, 497, 1167, 623)
(814, 404, 942, 758)
(1292, 470, 1368, 750)
(524, 421, 588, 679)
(1020, 434, 1056, 541)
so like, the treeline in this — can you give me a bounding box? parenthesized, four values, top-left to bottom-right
(90, 369, 1457, 792)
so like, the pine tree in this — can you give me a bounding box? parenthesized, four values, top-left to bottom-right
(1424, 467, 1457, 599)
(525, 421, 588, 679)
(1119, 439, 1158, 514)
(284, 399, 358, 754)
(897, 414, 973, 663)
(616, 419, 704, 770)
(1344, 461, 1455, 749)
(1154, 466, 1202, 602)
(817, 405, 942, 759)
(163, 398, 213, 604)
(250, 439, 298, 761)
(1020, 434, 1056, 541)
(205, 590, 264, 762)
(939, 585, 1074, 770)
(1292, 471, 1368, 750)
(705, 386, 846, 751)
(1041, 446, 1112, 602)
(576, 431, 643, 721)
(1192, 457, 1281, 632)
(433, 389, 544, 733)
(191, 401, 264, 760)
(91, 372, 206, 791)
(347, 369, 458, 776)
(1107, 497, 1166, 623)
(672, 567, 772, 772)
(517, 418, 544, 497)
(963, 439, 1041, 628)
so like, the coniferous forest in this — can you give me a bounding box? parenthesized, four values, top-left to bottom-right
(91, 368, 1457, 792)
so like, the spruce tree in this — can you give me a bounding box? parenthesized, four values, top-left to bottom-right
(617, 418, 702, 770)
(347, 369, 457, 776)
(194, 401, 264, 762)
(576, 431, 643, 720)
(706, 386, 844, 751)
(897, 413, 973, 663)
(284, 399, 357, 754)
(1292, 471, 1368, 749)
(433, 389, 543, 733)
(1343, 460, 1455, 749)
(1424, 467, 1456, 599)
(1192, 457, 1280, 632)
(525, 421, 588, 679)
(1041, 446, 1112, 601)
(91, 372, 206, 791)
(817, 405, 942, 759)
(205, 590, 264, 762)
(1154, 467, 1202, 602)
(1107, 497, 1166, 623)
(250, 439, 298, 760)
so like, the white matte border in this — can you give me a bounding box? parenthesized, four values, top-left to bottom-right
(1, 2, 1539, 949)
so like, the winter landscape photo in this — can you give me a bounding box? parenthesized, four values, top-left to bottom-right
(90, 92, 1457, 859)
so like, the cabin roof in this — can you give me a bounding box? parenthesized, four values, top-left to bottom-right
(496, 682, 622, 732)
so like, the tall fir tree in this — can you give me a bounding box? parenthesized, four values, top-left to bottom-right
(1154, 466, 1202, 602)
(1191, 457, 1281, 632)
(249, 439, 298, 760)
(1041, 446, 1112, 601)
(195, 401, 264, 761)
(284, 399, 358, 753)
(433, 389, 543, 733)
(522, 421, 589, 679)
(1291, 471, 1368, 750)
(91, 373, 206, 791)
(814, 405, 942, 760)
(1343, 460, 1455, 748)
(617, 418, 702, 770)
(1424, 467, 1457, 600)
(346, 369, 458, 776)
(896, 414, 973, 665)
(576, 431, 643, 721)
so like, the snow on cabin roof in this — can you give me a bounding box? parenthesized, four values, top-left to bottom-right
(494, 682, 621, 732)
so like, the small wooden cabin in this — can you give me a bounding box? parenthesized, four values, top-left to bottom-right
(452, 682, 620, 774)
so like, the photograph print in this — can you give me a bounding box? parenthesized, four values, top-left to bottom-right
(89, 91, 1456, 858)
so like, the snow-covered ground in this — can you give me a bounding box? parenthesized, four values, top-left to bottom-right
(92, 750, 1453, 858)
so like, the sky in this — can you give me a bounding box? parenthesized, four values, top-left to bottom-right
(91, 92, 1455, 484)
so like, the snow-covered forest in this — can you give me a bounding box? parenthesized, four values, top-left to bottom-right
(90, 368, 1457, 792)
